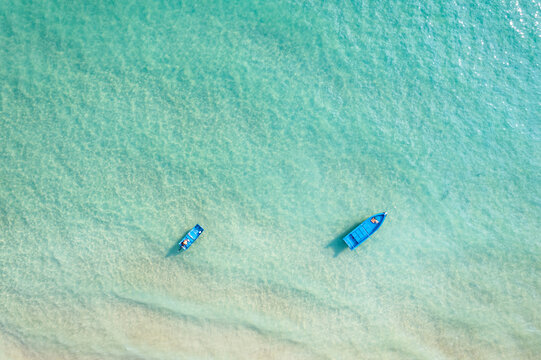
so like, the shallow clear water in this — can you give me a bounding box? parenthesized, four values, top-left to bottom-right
(0, 1, 539, 359)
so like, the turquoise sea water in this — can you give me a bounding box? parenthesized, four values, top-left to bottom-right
(0, 0, 539, 358)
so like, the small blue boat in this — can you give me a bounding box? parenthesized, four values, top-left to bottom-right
(178, 224, 204, 251)
(343, 212, 387, 250)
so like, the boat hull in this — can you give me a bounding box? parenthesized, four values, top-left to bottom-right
(343, 212, 387, 250)
(178, 224, 204, 251)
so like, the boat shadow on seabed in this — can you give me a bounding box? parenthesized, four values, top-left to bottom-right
(165, 240, 185, 258)
(326, 226, 358, 258)
(327, 218, 377, 258)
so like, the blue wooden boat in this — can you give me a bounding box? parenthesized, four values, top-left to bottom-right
(178, 224, 204, 251)
(343, 212, 387, 250)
